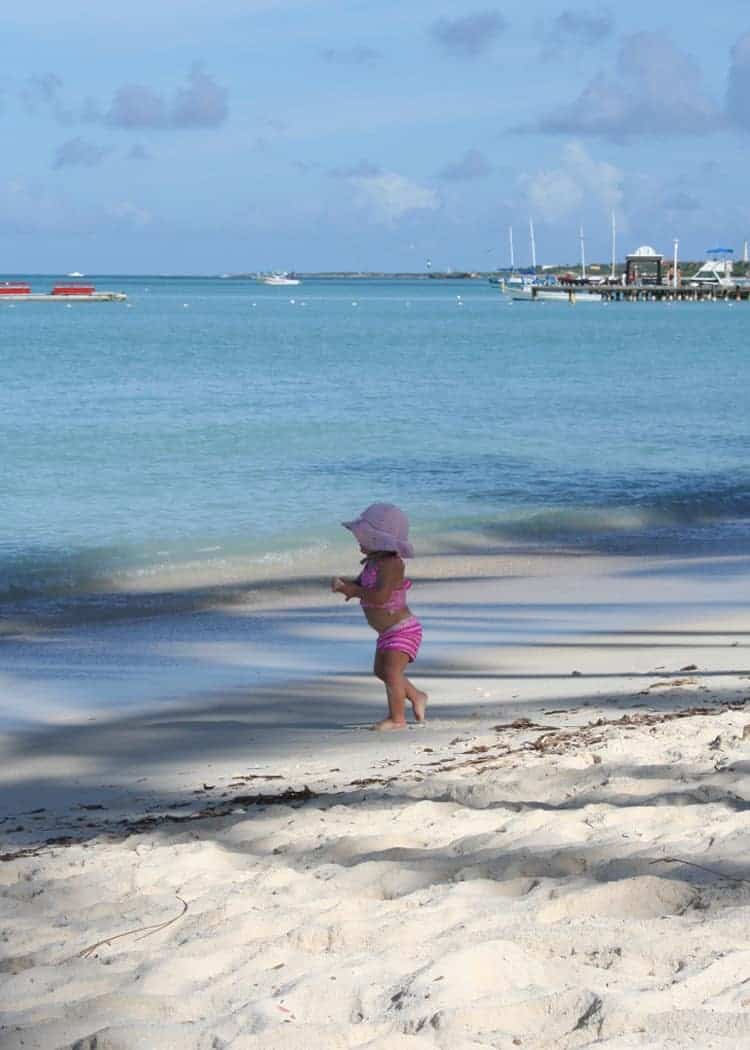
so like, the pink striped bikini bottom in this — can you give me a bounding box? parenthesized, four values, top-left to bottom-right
(376, 616, 422, 662)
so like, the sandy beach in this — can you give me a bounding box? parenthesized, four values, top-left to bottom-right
(2, 546, 750, 1049)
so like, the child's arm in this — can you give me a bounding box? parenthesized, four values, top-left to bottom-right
(334, 558, 403, 604)
(331, 575, 358, 598)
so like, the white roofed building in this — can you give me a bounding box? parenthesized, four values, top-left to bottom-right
(625, 245, 664, 285)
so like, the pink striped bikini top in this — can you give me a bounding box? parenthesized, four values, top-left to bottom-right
(359, 559, 412, 612)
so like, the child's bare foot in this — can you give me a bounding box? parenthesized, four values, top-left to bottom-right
(371, 718, 407, 731)
(410, 690, 429, 723)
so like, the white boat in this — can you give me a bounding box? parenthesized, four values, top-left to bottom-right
(497, 271, 539, 295)
(511, 282, 602, 303)
(509, 224, 602, 302)
(491, 224, 537, 292)
(67, 271, 85, 277)
(257, 272, 300, 286)
(687, 250, 735, 288)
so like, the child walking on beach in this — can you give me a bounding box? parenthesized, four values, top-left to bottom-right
(332, 503, 427, 731)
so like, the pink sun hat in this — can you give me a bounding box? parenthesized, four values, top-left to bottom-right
(342, 502, 415, 558)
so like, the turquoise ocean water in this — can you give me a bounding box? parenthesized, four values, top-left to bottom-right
(2, 275, 749, 614)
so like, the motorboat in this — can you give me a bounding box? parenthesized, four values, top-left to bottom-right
(687, 250, 736, 288)
(257, 272, 300, 286)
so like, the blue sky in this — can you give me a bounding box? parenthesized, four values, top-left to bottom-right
(2, 0, 749, 272)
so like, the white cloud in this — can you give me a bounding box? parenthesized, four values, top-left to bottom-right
(107, 201, 153, 228)
(520, 167, 582, 223)
(430, 11, 507, 60)
(106, 64, 228, 129)
(518, 142, 623, 223)
(526, 32, 721, 138)
(436, 148, 492, 181)
(0, 177, 74, 233)
(0, 179, 153, 235)
(319, 45, 381, 67)
(727, 31, 750, 131)
(53, 136, 112, 169)
(542, 8, 614, 53)
(352, 172, 440, 225)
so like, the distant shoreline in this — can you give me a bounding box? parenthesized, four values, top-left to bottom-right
(3, 263, 745, 280)
(0, 271, 483, 280)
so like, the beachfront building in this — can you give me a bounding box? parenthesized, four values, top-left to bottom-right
(625, 245, 664, 285)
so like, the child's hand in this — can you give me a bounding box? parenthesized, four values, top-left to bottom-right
(332, 577, 354, 599)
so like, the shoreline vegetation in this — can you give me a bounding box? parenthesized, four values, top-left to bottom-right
(224, 262, 750, 280)
(5, 263, 747, 280)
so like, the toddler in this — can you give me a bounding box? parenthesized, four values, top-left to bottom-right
(332, 503, 427, 730)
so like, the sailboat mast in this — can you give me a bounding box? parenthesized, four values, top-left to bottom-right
(580, 226, 586, 280)
(529, 218, 536, 272)
(611, 212, 616, 280)
(509, 227, 515, 270)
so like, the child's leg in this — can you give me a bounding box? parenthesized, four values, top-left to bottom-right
(404, 676, 428, 723)
(374, 651, 428, 724)
(372, 650, 411, 730)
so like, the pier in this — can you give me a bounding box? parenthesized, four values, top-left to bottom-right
(598, 284, 748, 303)
(534, 283, 750, 303)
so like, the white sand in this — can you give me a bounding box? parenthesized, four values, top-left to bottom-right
(1, 548, 750, 1049)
